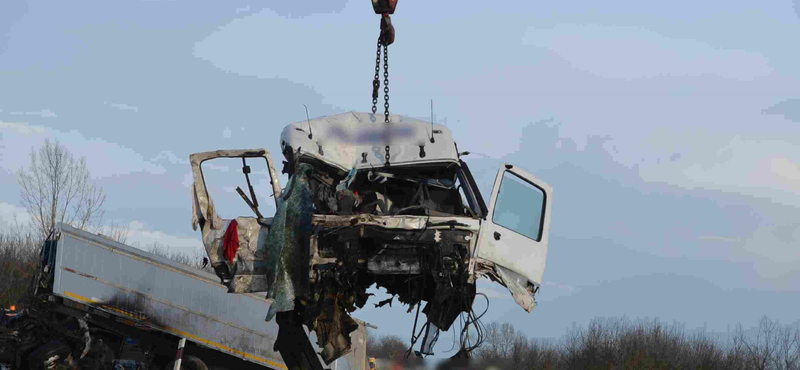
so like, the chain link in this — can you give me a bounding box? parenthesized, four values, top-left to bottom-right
(371, 39, 382, 117)
(372, 39, 391, 124)
(383, 44, 390, 124)
(385, 145, 390, 164)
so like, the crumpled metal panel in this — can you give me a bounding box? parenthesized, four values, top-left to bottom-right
(495, 264, 537, 312)
(191, 181, 223, 232)
(231, 217, 270, 274)
(312, 214, 480, 231)
(315, 290, 360, 364)
(281, 112, 459, 171)
(199, 218, 265, 268)
(199, 218, 227, 267)
(264, 163, 315, 322)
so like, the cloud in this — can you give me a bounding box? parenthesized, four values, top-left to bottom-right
(0, 121, 166, 178)
(543, 281, 579, 294)
(770, 157, 800, 186)
(523, 24, 771, 80)
(182, 172, 195, 188)
(698, 235, 742, 243)
(8, 109, 57, 118)
(738, 221, 800, 281)
(476, 283, 510, 300)
(763, 99, 800, 123)
(639, 136, 800, 207)
(104, 102, 139, 112)
(122, 220, 204, 256)
(192, 5, 363, 105)
(0, 202, 30, 231)
(492, 119, 800, 292)
(152, 150, 188, 165)
(251, 1, 349, 18)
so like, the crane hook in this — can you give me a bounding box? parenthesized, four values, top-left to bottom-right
(372, 0, 397, 46)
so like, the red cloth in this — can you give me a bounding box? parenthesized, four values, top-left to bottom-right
(223, 219, 239, 263)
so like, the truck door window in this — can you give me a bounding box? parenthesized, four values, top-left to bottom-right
(492, 171, 546, 241)
(200, 158, 272, 219)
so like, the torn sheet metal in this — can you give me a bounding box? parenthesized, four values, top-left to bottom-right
(495, 264, 538, 312)
(191, 181, 223, 232)
(264, 163, 315, 322)
(314, 290, 360, 364)
(312, 214, 480, 231)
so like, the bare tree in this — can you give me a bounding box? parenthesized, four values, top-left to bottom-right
(366, 332, 407, 360)
(776, 322, 800, 370)
(18, 139, 106, 240)
(103, 221, 130, 245)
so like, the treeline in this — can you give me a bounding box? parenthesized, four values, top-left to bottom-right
(0, 228, 39, 308)
(367, 317, 800, 370)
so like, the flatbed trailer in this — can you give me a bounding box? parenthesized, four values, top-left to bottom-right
(6, 223, 366, 370)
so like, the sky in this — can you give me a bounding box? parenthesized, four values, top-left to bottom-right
(2, 0, 800, 358)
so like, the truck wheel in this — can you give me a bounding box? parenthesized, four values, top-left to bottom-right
(26, 339, 72, 370)
(164, 355, 209, 370)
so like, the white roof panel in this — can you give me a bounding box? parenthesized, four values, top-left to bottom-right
(280, 112, 459, 171)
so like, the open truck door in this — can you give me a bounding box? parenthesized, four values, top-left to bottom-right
(190, 149, 282, 293)
(475, 163, 552, 312)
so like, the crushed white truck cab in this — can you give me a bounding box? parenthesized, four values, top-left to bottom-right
(190, 112, 552, 364)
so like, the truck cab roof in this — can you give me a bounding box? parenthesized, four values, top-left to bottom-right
(280, 111, 459, 171)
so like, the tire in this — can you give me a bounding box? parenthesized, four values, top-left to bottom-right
(26, 339, 72, 370)
(163, 355, 209, 370)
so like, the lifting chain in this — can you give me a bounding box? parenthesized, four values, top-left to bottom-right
(383, 42, 390, 124)
(371, 40, 391, 124)
(371, 38, 381, 116)
(371, 1, 396, 164)
(371, 39, 392, 164)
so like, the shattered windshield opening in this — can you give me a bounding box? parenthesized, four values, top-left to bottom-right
(304, 161, 477, 217)
(199, 157, 273, 219)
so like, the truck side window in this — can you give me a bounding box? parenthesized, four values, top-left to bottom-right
(492, 171, 546, 241)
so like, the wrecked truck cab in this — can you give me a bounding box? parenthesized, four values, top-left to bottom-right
(189, 112, 552, 362)
(190, 149, 282, 286)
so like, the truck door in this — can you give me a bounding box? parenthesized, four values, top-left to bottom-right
(190, 149, 282, 292)
(475, 163, 552, 311)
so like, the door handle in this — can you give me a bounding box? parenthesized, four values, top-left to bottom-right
(494, 232, 501, 240)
